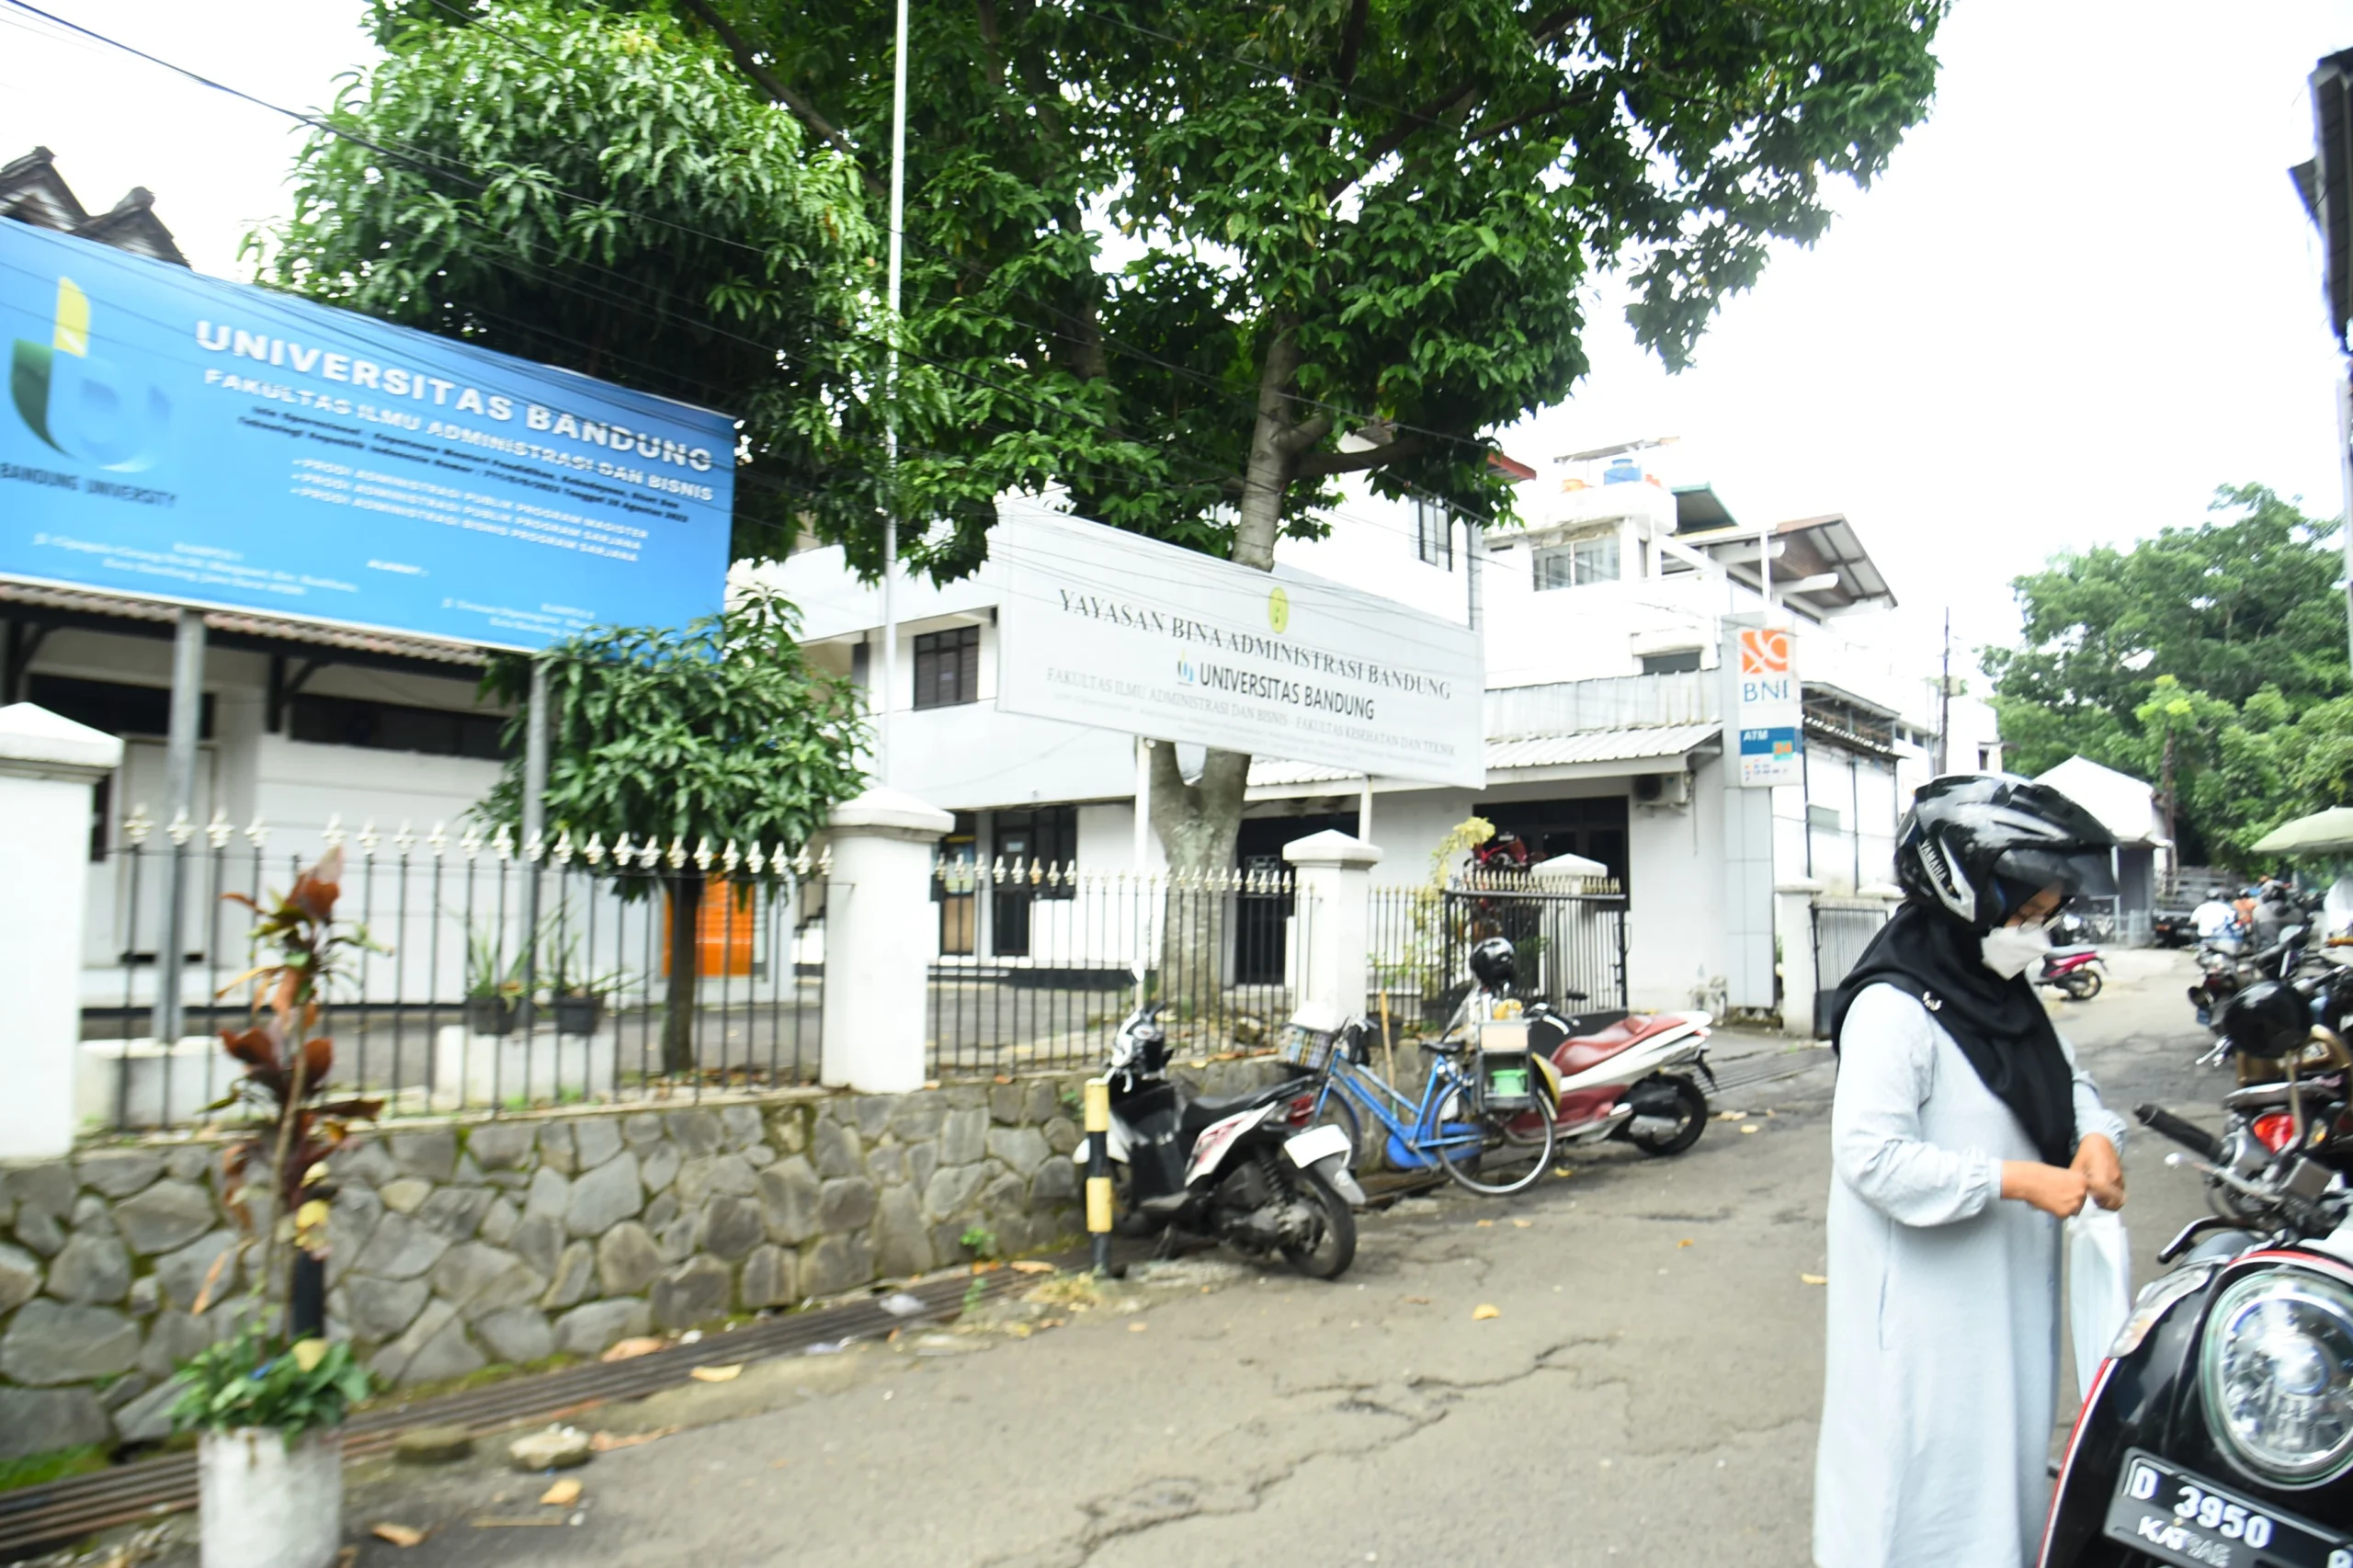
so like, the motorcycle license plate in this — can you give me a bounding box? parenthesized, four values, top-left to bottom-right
(2102, 1449, 2351, 1568)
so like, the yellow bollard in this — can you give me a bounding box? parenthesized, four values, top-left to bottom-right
(1084, 1077, 1113, 1273)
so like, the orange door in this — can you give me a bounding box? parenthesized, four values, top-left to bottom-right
(663, 884, 756, 977)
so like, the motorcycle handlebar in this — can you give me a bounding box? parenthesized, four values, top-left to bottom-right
(2135, 1102, 2224, 1163)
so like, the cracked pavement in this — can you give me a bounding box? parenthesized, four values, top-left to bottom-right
(157, 949, 2222, 1568)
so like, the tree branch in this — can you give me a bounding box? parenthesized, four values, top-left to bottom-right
(1273, 412, 1335, 456)
(1295, 432, 1431, 478)
(675, 0, 885, 199)
(1323, 8, 1583, 203)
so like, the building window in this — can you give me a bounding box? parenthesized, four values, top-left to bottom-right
(1639, 649, 1703, 676)
(27, 674, 213, 740)
(913, 625, 980, 710)
(1532, 532, 1621, 590)
(1413, 497, 1453, 569)
(288, 694, 506, 760)
(990, 805, 1079, 958)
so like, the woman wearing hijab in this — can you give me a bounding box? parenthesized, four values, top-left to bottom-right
(1813, 775, 2128, 1568)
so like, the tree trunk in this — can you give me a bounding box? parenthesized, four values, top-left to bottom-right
(1142, 323, 1307, 1005)
(664, 873, 703, 1075)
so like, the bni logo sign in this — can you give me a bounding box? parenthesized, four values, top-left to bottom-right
(10, 276, 170, 471)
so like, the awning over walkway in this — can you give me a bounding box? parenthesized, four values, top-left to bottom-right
(1248, 721, 1722, 795)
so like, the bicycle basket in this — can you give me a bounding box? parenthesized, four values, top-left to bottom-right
(1476, 1020, 1539, 1111)
(1278, 1023, 1343, 1070)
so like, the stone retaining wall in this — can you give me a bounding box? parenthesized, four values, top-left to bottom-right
(0, 1060, 1286, 1460)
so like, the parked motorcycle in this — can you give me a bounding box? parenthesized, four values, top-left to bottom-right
(2040, 995, 2353, 1566)
(2039, 942, 2106, 1001)
(1450, 937, 1717, 1156)
(1074, 1004, 1362, 1279)
(2190, 923, 2309, 1032)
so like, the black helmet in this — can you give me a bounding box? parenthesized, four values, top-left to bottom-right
(1469, 937, 1516, 991)
(2219, 980, 2311, 1060)
(1894, 774, 2117, 934)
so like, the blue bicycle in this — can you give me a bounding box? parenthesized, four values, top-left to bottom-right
(1281, 1015, 1556, 1196)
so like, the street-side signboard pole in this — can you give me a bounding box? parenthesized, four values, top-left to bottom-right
(518, 658, 551, 1031)
(1133, 736, 1151, 1011)
(153, 608, 204, 1045)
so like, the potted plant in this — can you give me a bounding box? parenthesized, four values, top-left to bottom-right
(548, 940, 623, 1037)
(173, 846, 381, 1568)
(463, 920, 524, 1036)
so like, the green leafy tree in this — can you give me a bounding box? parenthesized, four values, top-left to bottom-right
(1988, 484, 2349, 865)
(480, 589, 867, 1071)
(369, 0, 1948, 982)
(679, 0, 1946, 929)
(262, 4, 882, 561)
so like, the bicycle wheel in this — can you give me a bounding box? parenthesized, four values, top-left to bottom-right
(1431, 1071, 1556, 1196)
(1311, 1080, 1370, 1174)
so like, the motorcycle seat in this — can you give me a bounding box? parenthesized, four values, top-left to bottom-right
(2046, 945, 2098, 960)
(1177, 1083, 1299, 1134)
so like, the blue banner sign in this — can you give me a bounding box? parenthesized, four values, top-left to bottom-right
(0, 221, 733, 650)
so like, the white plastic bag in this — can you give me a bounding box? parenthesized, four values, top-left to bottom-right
(2067, 1206, 2132, 1399)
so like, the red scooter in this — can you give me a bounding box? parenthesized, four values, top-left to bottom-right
(2038, 944, 2104, 1001)
(1450, 937, 1717, 1156)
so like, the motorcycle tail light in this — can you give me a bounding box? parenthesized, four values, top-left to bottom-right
(2254, 1112, 2298, 1154)
(1287, 1094, 1314, 1128)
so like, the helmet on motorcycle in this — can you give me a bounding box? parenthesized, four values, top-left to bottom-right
(1468, 937, 1516, 992)
(2218, 980, 2311, 1061)
(1893, 774, 2118, 935)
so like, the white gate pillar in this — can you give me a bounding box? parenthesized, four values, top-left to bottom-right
(1775, 877, 1824, 1037)
(821, 787, 953, 1094)
(0, 705, 122, 1157)
(1282, 830, 1382, 1018)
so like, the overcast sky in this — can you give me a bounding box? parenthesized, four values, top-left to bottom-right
(4, 0, 2350, 670)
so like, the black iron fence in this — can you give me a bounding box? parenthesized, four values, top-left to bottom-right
(926, 860, 1308, 1075)
(83, 815, 825, 1130)
(1368, 872, 1630, 1034)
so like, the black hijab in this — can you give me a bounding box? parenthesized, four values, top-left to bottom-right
(1827, 902, 2077, 1168)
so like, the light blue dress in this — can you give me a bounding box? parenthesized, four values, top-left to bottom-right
(1813, 983, 2127, 1568)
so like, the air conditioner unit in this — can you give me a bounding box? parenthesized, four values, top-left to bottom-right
(1631, 770, 1691, 810)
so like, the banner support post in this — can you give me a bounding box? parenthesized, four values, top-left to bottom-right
(153, 608, 205, 1047)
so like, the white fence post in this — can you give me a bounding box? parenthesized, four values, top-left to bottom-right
(0, 705, 122, 1157)
(1776, 877, 1824, 1037)
(1282, 830, 1381, 1018)
(821, 787, 953, 1093)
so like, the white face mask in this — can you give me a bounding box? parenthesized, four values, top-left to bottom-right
(1980, 919, 2051, 980)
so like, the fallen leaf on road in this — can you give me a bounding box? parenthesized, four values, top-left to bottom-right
(540, 1480, 581, 1507)
(336, 1550, 360, 1568)
(1475, 1220, 1495, 1228)
(1512, 1220, 1532, 1229)
(1740, 1124, 1760, 1134)
(993, 1074, 1014, 1084)
(689, 1364, 743, 1382)
(971, 1261, 1002, 1274)
(371, 1524, 426, 1548)
(1403, 1296, 1432, 1305)
(1552, 1166, 1576, 1177)
(1801, 1274, 1828, 1286)
(1128, 1321, 1149, 1332)
(1009, 1260, 1055, 1274)
(589, 1426, 680, 1452)
(770, 1460, 790, 1469)
(1472, 1303, 1501, 1321)
(601, 1337, 663, 1363)
(1715, 1110, 1745, 1121)
(1677, 1239, 1693, 1248)
(1040, 1318, 1065, 1329)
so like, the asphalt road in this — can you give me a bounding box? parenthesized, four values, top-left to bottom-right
(168, 948, 2225, 1568)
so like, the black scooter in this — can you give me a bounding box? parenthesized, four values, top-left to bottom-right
(1074, 1004, 1361, 1279)
(2038, 1028, 2353, 1566)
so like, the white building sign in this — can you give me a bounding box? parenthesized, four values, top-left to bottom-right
(1733, 624, 1803, 787)
(993, 509, 1485, 790)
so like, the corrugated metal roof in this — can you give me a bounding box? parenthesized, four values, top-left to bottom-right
(1249, 722, 1721, 788)
(0, 582, 488, 666)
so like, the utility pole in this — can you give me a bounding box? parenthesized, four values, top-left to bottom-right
(878, 0, 910, 788)
(1936, 608, 1951, 776)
